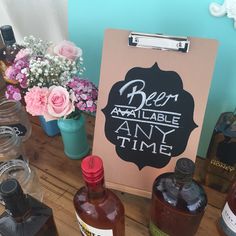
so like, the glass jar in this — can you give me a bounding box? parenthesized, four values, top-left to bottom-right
(0, 126, 28, 163)
(0, 126, 43, 202)
(0, 96, 31, 141)
(205, 111, 236, 193)
(0, 159, 43, 202)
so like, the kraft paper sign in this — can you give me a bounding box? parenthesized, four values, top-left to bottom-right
(92, 29, 218, 198)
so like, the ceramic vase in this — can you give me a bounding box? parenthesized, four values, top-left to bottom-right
(57, 115, 89, 159)
(38, 116, 60, 137)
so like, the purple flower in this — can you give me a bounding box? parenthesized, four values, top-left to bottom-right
(14, 48, 31, 62)
(19, 76, 28, 88)
(67, 76, 98, 113)
(5, 85, 22, 101)
(16, 73, 24, 81)
(5, 66, 18, 81)
(14, 59, 26, 70)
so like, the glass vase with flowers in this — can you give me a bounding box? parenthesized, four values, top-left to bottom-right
(4, 36, 98, 159)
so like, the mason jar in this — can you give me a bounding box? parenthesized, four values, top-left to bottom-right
(0, 126, 28, 163)
(0, 126, 43, 202)
(0, 159, 43, 201)
(0, 96, 31, 141)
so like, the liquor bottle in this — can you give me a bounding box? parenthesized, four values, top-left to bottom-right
(0, 25, 21, 84)
(218, 181, 236, 236)
(205, 110, 236, 193)
(149, 157, 207, 236)
(74, 155, 125, 236)
(0, 30, 6, 89)
(0, 178, 58, 236)
(0, 25, 20, 65)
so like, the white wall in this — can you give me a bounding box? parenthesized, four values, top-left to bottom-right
(0, 0, 68, 43)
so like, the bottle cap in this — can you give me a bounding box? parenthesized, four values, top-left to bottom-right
(0, 25, 16, 46)
(175, 157, 195, 176)
(0, 178, 23, 199)
(81, 155, 104, 184)
(0, 178, 29, 217)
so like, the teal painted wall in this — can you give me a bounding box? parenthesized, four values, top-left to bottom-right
(68, 0, 236, 158)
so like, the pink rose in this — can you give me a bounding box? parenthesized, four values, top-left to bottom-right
(44, 86, 75, 121)
(24, 87, 49, 116)
(53, 40, 82, 61)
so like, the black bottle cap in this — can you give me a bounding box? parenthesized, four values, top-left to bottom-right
(0, 179, 29, 217)
(0, 178, 23, 199)
(175, 157, 195, 177)
(0, 25, 16, 46)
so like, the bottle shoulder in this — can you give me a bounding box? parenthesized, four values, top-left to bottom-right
(74, 186, 124, 222)
(0, 196, 53, 236)
(152, 173, 207, 213)
(0, 212, 16, 236)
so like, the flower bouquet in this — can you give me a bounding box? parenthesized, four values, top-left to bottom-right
(4, 36, 98, 159)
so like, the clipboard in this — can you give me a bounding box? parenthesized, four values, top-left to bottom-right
(92, 29, 218, 198)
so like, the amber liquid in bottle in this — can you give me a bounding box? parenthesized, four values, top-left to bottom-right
(217, 182, 236, 236)
(0, 25, 21, 85)
(150, 158, 207, 236)
(74, 155, 125, 236)
(205, 112, 236, 193)
(0, 25, 20, 65)
(0, 178, 58, 236)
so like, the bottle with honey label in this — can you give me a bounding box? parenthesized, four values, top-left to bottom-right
(149, 157, 207, 236)
(205, 110, 236, 193)
(73, 155, 125, 236)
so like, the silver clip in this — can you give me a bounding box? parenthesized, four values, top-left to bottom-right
(129, 32, 190, 53)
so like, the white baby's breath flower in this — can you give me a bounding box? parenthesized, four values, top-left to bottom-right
(38, 69, 42, 74)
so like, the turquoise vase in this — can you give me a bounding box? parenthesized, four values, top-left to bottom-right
(57, 115, 90, 159)
(39, 116, 60, 137)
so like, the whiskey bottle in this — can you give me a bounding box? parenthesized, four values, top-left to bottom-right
(0, 25, 21, 84)
(218, 181, 236, 236)
(150, 158, 207, 236)
(0, 178, 58, 236)
(74, 155, 125, 236)
(0, 28, 6, 88)
(0, 25, 20, 65)
(205, 111, 236, 193)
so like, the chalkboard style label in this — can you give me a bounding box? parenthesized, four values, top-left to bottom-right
(7, 124, 27, 137)
(102, 63, 198, 170)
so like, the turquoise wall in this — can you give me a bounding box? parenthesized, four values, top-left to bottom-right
(68, 0, 236, 158)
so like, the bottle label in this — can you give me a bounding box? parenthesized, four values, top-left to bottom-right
(221, 202, 236, 233)
(75, 212, 113, 236)
(149, 221, 169, 236)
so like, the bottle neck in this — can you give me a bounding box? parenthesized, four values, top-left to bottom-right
(174, 171, 193, 187)
(85, 178, 106, 200)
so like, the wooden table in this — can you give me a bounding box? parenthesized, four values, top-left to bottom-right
(0, 114, 227, 235)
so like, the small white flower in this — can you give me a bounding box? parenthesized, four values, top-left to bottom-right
(38, 68, 42, 74)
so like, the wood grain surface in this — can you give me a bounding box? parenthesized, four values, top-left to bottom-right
(0, 114, 227, 235)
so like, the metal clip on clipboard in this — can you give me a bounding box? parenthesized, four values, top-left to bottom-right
(129, 32, 190, 53)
